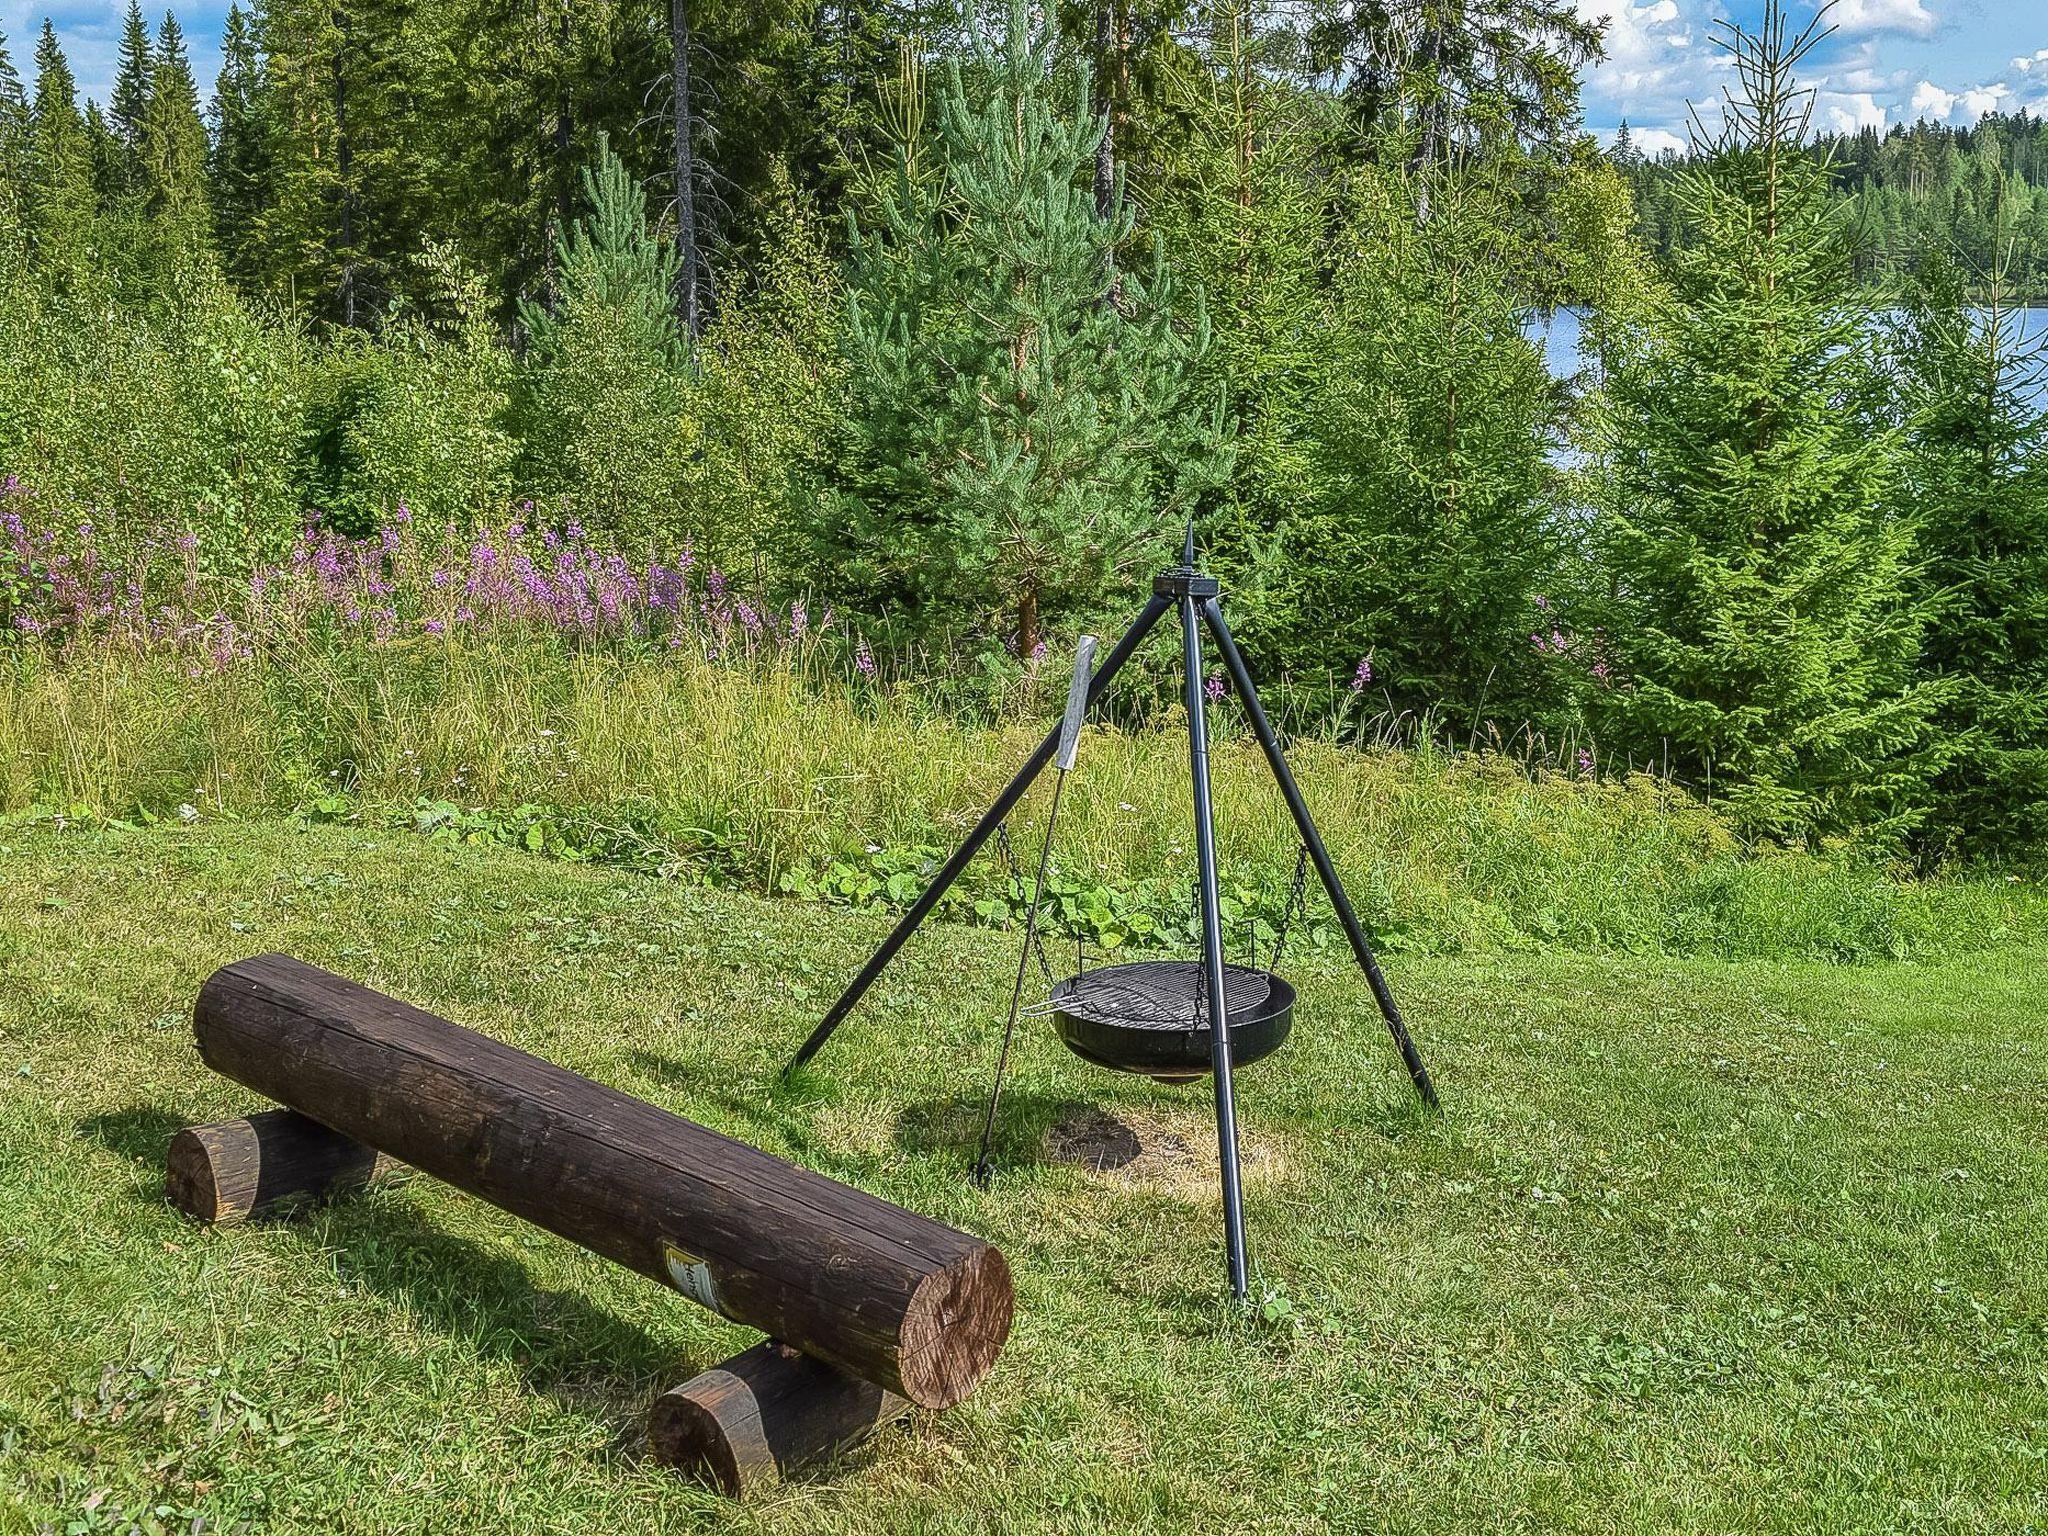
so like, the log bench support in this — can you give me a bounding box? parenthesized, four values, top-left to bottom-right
(171, 953, 1012, 1495)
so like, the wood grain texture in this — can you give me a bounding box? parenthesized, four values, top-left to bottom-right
(192, 954, 1013, 1408)
(166, 1109, 403, 1225)
(648, 1340, 911, 1497)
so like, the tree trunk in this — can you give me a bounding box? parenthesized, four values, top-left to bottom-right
(331, 6, 356, 326)
(1092, 0, 1114, 221)
(1413, 5, 1446, 226)
(670, 0, 701, 337)
(1018, 586, 1040, 661)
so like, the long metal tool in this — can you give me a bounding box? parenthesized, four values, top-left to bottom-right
(971, 637, 1097, 1185)
(783, 598, 1170, 1077)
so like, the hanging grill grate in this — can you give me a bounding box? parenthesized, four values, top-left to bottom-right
(1037, 960, 1294, 1083)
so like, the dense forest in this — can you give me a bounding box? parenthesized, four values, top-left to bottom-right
(1621, 109, 2048, 296)
(1, 0, 2046, 865)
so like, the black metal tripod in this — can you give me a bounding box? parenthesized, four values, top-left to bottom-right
(783, 538, 1439, 1301)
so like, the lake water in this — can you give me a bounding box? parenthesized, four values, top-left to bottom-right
(1529, 305, 2048, 414)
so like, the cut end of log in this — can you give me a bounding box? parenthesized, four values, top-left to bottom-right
(897, 1243, 1014, 1411)
(165, 1125, 233, 1225)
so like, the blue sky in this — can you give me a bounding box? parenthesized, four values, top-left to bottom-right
(6, 0, 2047, 155)
(1578, 0, 2048, 152)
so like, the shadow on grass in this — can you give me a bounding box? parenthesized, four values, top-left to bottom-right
(624, 1047, 834, 1165)
(896, 1090, 1089, 1170)
(77, 1102, 706, 1458)
(80, 1104, 188, 1171)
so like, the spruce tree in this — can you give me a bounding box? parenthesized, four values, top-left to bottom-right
(1282, 162, 1568, 731)
(1894, 234, 2048, 861)
(208, 3, 272, 285)
(824, 0, 1227, 656)
(138, 11, 210, 255)
(109, 2, 153, 173)
(1589, 2, 1931, 841)
(25, 22, 94, 274)
(0, 28, 20, 120)
(0, 26, 25, 246)
(516, 133, 696, 544)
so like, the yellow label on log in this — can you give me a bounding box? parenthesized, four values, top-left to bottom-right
(661, 1241, 724, 1314)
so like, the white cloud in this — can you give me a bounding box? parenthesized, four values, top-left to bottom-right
(1577, 0, 1728, 144)
(1632, 127, 1690, 156)
(1828, 0, 1939, 38)
(1816, 91, 1888, 132)
(1909, 78, 2012, 122)
(2012, 50, 2048, 73)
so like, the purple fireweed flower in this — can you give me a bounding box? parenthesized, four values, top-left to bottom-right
(423, 618, 445, 636)
(1350, 656, 1373, 692)
(855, 636, 876, 677)
(1205, 674, 1225, 701)
(1576, 749, 1594, 776)
(1533, 593, 1549, 611)
(393, 501, 413, 524)
(1551, 629, 1566, 652)
(1591, 661, 1612, 682)
(790, 600, 808, 640)
(1030, 639, 1048, 663)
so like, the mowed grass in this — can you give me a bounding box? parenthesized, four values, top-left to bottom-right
(2, 820, 2045, 1534)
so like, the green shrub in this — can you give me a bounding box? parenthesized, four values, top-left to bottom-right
(0, 266, 308, 572)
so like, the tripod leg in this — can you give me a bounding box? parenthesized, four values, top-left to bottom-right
(1182, 594, 1251, 1302)
(783, 594, 1173, 1078)
(1200, 598, 1439, 1111)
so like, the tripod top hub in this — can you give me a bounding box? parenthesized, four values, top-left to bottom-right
(1152, 564, 1220, 600)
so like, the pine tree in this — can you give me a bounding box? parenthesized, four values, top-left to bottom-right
(1894, 226, 2048, 861)
(823, 0, 1228, 656)
(138, 11, 211, 255)
(1589, 3, 1932, 841)
(25, 22, 94, 274)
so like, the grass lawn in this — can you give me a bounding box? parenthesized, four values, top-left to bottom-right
(2, 819, 2045, 1534)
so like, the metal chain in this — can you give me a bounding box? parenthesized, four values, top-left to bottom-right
(993, 820, 1059, 989)
(1266, 844, 1313, 976)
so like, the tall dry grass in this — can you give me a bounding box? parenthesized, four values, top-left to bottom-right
(4, 636, 2038, 961)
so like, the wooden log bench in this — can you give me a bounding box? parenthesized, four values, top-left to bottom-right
(171, 953, 1013, 1493)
